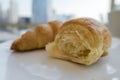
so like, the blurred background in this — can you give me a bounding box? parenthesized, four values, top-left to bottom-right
(0, 0, 120, 43)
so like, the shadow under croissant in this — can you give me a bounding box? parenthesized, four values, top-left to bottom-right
(11, 46, 45, 53)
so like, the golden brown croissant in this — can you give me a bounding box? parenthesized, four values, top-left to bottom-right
(46, 18, 112, 65)
(11, 21, 63, 51)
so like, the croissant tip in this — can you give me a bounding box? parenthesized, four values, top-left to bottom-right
(10, 43, 15, 50)
(101, 51, 108, 57)
(10, 41, 18, 51)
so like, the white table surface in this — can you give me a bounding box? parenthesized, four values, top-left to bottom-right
(0, 38, 120, 80)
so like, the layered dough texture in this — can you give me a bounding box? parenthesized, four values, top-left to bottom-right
(46, 18, 112, 65)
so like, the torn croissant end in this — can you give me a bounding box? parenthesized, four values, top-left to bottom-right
(11, 21, 63, 51)
(46, 18, 112, 65)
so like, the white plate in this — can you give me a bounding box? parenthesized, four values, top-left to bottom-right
(0, 38, 120, 80)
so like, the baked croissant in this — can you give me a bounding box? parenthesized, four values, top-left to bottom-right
(46, 18, 112, 65)
(11, 21, 63, 51)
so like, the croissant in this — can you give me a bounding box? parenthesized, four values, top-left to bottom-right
(46, 18, 112, 65)
(11, 21, 63, 51)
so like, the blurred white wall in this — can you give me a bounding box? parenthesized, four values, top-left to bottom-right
(108, 0, 120, 37)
